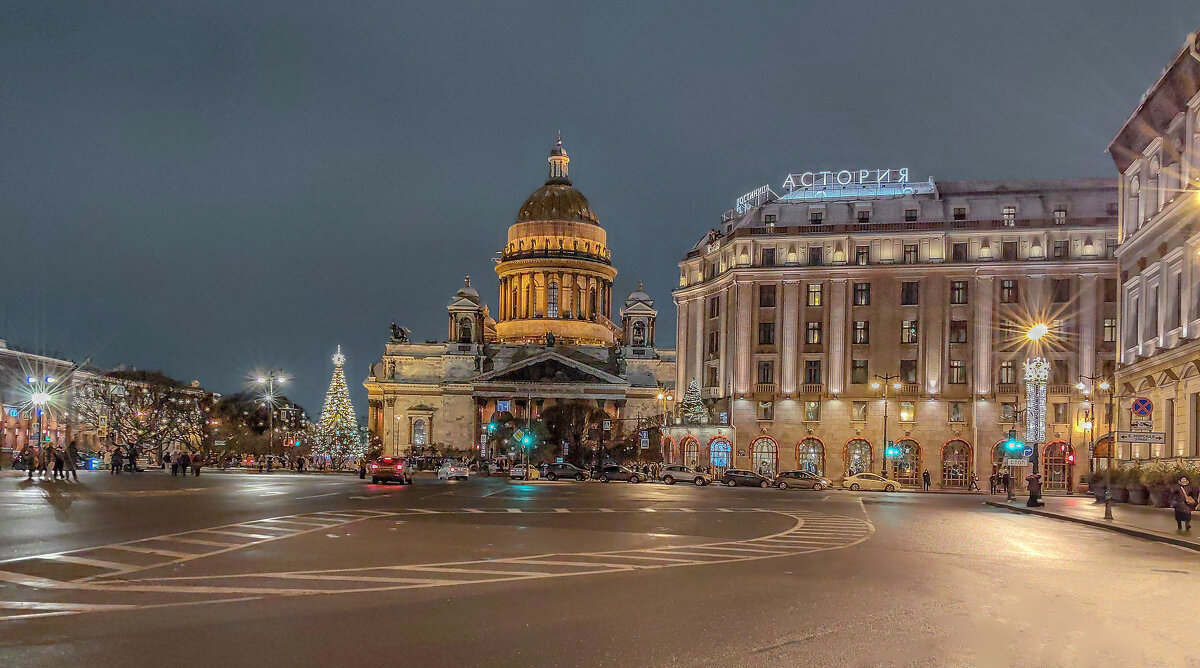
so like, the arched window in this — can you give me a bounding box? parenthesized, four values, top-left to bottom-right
(892, 438, 921, 485)
(941, 439, 971, 487)
(682, 436, 700, 468)
(457, 317, 473, 343)
(1128, 175, 1141, 231)
(1042, 441, 1074, 491)
(411, 418, 428, 447)
(632, 321, 647, 346)
(750, 437, 778, 476)
(661, 436, 676, 464)
(589, 288, 598, 320)
(844, 438, 872, 476)
(796, 437, 825, 476)
(510, 287, 519, 319)
(547, 282, 559, 319)
(708, 437, 732, 476)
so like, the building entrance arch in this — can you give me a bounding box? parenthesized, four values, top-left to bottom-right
(941, 439, 971, 487)
(796, 437, 825, 476)
(892, 438, 921, 485)
(681, 436, 700, 469)
(1042, 440, 1074, 491)
(844, 438, 872, 477)
(661, 436, 676, 464)
(708, 437, 732, 477)
(750, 436, 778, 477)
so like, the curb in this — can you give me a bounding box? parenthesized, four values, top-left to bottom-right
(984, 501, 1200, 553)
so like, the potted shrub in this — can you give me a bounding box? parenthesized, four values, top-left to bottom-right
(1125, 465, 1149, 505)
(1087, 470, 1108, 502)
(1108, 466, 1129, 502)
(1145, 464, 1174, 508)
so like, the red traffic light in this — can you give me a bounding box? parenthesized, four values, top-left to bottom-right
(1066, 453, 1075, 463)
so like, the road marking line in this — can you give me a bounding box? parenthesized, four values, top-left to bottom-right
(511, 559, 633, 570)
(506, 508, 522, 513)
(641, 508, 656, 512)
(677, 508, 695, 512)
(0, 601, 137, 612)
(604, 553, 699, 563)
(48, 555, 136, 571)
(554, 508, 571, 513)
(252, 518, 330, 527)
(295, 492, 339, 500)
(108, 545, 193, 558)
(464, 508, 484, 513)
(164, 537, 237, 548)
(718, 508, 733, 512)
(410, 509, 442, 514)
(197, 529, 284, 540)
(599, 508, 614, 513)
(690, 545, 790, 555)
(398, 566, 551, 576)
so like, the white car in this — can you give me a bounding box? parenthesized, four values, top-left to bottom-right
(509, 464, 539, 480)
(658, 464, 709, 486)
(437, 461, 469, 481)
(841, 472, 899, 492)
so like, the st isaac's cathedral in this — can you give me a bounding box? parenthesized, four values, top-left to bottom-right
(364, 138, 675, 458)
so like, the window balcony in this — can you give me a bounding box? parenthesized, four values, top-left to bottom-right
(997, 384, 1019, 395)
(1047, 384, 1072, 396)
(800, 383, 824, 395)
(754, 383, 776, 395)
(899, 383, 921, 395)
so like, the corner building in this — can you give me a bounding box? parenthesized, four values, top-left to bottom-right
(364, 139, 674, 457)
(673, 173, 1119, 489)
(1108, 29, 1200, 462)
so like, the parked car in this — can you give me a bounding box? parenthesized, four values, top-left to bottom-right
(509, 464, 540, 480)
(841, 472, 899, 492)
(774, 470, 832, 491)
(658, 464, 708, 486)
(595, 464, 641, 483)
(721, 469, 771, 488)
(543, 462, 587, 481)
(437, 460, 469, 481)
(369, 456, 412, 485)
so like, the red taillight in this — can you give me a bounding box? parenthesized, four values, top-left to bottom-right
(370, 464, 378, 470)
(395, 464, 404, 471)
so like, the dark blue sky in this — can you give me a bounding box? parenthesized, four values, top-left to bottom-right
(2, 1, 1198, 414)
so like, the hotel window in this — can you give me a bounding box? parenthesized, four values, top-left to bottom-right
(903, 244, 918, 264)
(757, 401, 774, 421)
(764, 213, 777, 226)
(900, 359, 918, 384)
(1105, 237, 1118, 258)
(1002, 205, 1016, 226)
(900, 281, 919, 305)
(901, 319, 919, 344)
(804, 401, 821, 421)
(1103, 279, 1117, 302)
(949, 401, 965, 423)
(708, 296, 720, 318)
(853, 320, 870, 344)
(857, 209, 871, 223)
(851, 401, 868, 421)
(547, 282, 559, 318)
(1053, 208, 1067, 225)
(949, 319, 968, 343)
(1051, 279, 1071, 303)
(1052, 403, 1068, 424)
(761, 248, 776, 267)
(1002, 241, 1018, 261)
(855, 246, 870, 265)
(952, 242, 968, 263)
(904, 208, 918, 222)
(808, 246, 823, 266)
(853, 282, 871, 306)
(807, 284, 823, 307)
(706, 367, 719, 388)
(949, 280, 968, 305)
(949, 359, 966, 384)
(851, 359, 868, 384)
(805, 321, 822, 344)
(804, 360, 822, 384)
(1103, 318, 1117, 342)
(999, 361, 1016, 384)
(1001, 402, 1016, 422)
(953, 207, 967, 221)
(1000, 280, 1019, 303)
(757, 361, 774, 384)
(707, 331, 719, 355)
(898, 401, 915, 422)
(1052, 240, 1069, 260)
(758, 284, 776, 308)
(809, 211, 824, 224)
(758, 322, 775, 345)
(1051, 359, 1069, 385)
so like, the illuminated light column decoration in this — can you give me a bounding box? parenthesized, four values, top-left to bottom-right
(1023, 357, 1049, 473)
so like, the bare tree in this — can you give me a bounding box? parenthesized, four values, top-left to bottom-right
(71, 370, 211, 462)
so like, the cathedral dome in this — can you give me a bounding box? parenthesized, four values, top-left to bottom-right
(515, 135, 599, 226)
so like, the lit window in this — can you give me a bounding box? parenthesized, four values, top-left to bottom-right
(999, 361, 1016, 384)
(1002, 205, 1016, 226)
(807, 284, 823, 307)
(1053, 208, 1067, 225)
(901, 320, 919, 344)
(853, 321, 870, 344)
(1103, 318, 1117, 343)
(898, 401, 915, 422)
(949, 401, 965, 423)
(950, 281, 968, 305)
(949, 359, 966, 384)
(999, 280, 1019, 303)
(804, 401, 821, 421)
(855, 246, 869, 265)
(903, 244, 918, 264)
(853, 282, 871, 306)
(851, 401, 868, 421)
(805, 321, 822, 345)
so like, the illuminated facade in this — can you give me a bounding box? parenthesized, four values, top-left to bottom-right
(364, 139, 674, 457)
(671, 174, 1118, 488)
(1108, 29, 1200, 462)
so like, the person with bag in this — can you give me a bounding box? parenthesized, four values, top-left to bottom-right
(1171, 474, 1198, 532)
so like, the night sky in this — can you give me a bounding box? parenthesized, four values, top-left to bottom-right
(2, 1, 1198, 415)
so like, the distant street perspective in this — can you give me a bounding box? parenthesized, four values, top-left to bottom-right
(2, 468, 1197, 666)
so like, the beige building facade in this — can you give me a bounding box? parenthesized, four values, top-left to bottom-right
(1108, 29, 1200, 462)
(671, 173, 1119, 489)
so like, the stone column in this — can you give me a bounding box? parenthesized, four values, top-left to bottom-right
(828, 279, 848, 394)
(780, 281, 800, 395)
(676, 296, 689, 395)
(922, 276, 943, 395)
(974, 276, 995, 395)
(690, 298, 704, 391)
(735, 280, 752, 394)
(1078, 274, 1098, 380)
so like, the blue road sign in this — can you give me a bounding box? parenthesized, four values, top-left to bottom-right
(1131, 397, 1153, 417)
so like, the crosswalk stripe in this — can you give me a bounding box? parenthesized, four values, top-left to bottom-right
(464, 509, 484, 513)
(166, 537, 238, 547)
(48, 555, 134, 571)
(506, 508, 522, 513)
(554, 508, 571, 513)
(108, 545, 192, 559)
(204, 529, 277, 540)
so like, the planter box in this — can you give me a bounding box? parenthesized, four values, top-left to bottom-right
(1091, 482, 1107, 503)
(1127, 483, 1149, 505)
(1111, 485, 1129, 502)
(1148, 484, 1172, 508)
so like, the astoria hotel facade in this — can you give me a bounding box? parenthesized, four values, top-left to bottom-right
(672, 170, 1119, 489)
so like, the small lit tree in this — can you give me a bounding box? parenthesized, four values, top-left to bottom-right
(680, 380, 708, 425)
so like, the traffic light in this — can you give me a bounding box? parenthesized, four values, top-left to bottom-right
(487, 422, 497, 433)
(1003, 429, 1023, 452)
(885, 446, 900, 457)
(1066, 453, 1075, 463)
(521, 433, 533, 446)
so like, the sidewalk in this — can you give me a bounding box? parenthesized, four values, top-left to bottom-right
(985, 495, 1200, 552)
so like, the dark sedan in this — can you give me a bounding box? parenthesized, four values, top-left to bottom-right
(774, 470, 833, 490)
(721, 469, 771, 488)
(369, 457, 413, 485)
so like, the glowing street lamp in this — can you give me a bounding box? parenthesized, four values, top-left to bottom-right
(253, 369, 289, 459)
(872, 373, 902, 478)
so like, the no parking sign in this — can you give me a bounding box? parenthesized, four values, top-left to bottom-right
(1131, 397, 1153, 417)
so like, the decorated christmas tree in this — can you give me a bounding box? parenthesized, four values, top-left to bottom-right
(680, 380, 708, 425)
(314, 346, 364, 461)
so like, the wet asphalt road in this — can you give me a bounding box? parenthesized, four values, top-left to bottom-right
(1, 469, 1196, 667)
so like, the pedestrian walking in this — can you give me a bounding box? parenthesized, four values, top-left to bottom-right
(1001, 470, 1012, 496)
(65, 440, 79, 481)
(111, 449, 123, 474)
(1025, 473, 1044, 507)
(52, 446, 65, 480)
(191, 454, 202, 476)
(988, 472, 997, 494)
(1170, 474, 1198, 532)
(20, 444, 36, 480)
(178, 452, 191, 476)
(922, 469, 931, 492)
(126, 445, 139, 473)
(170, 452, 180, 476)
(967, 473, 980, 491)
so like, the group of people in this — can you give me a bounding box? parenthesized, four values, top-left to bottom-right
(17, 441, 79, 481)
(166, 451, 202, 476)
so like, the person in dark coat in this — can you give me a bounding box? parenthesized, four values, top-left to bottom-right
(1001, 471, 1012, 496)
(1170, 475, 1198, 532)
(1025, 473, 1044, 507)
(111, 449, 123, 474)
(922, 469, 931, 492)
(178, 452, 191, 476)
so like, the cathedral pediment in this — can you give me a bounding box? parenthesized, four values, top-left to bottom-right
(474, 350, 627, 385)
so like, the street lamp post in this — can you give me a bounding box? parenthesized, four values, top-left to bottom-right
(255, 370, 288, 463)
(1023, 324, 1050, 479)
(871, 374, 902, 478)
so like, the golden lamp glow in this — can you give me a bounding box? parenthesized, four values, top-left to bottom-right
(1026, 323, 1049, 341)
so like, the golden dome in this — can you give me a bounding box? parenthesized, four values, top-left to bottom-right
(516, 181, 599, 225)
